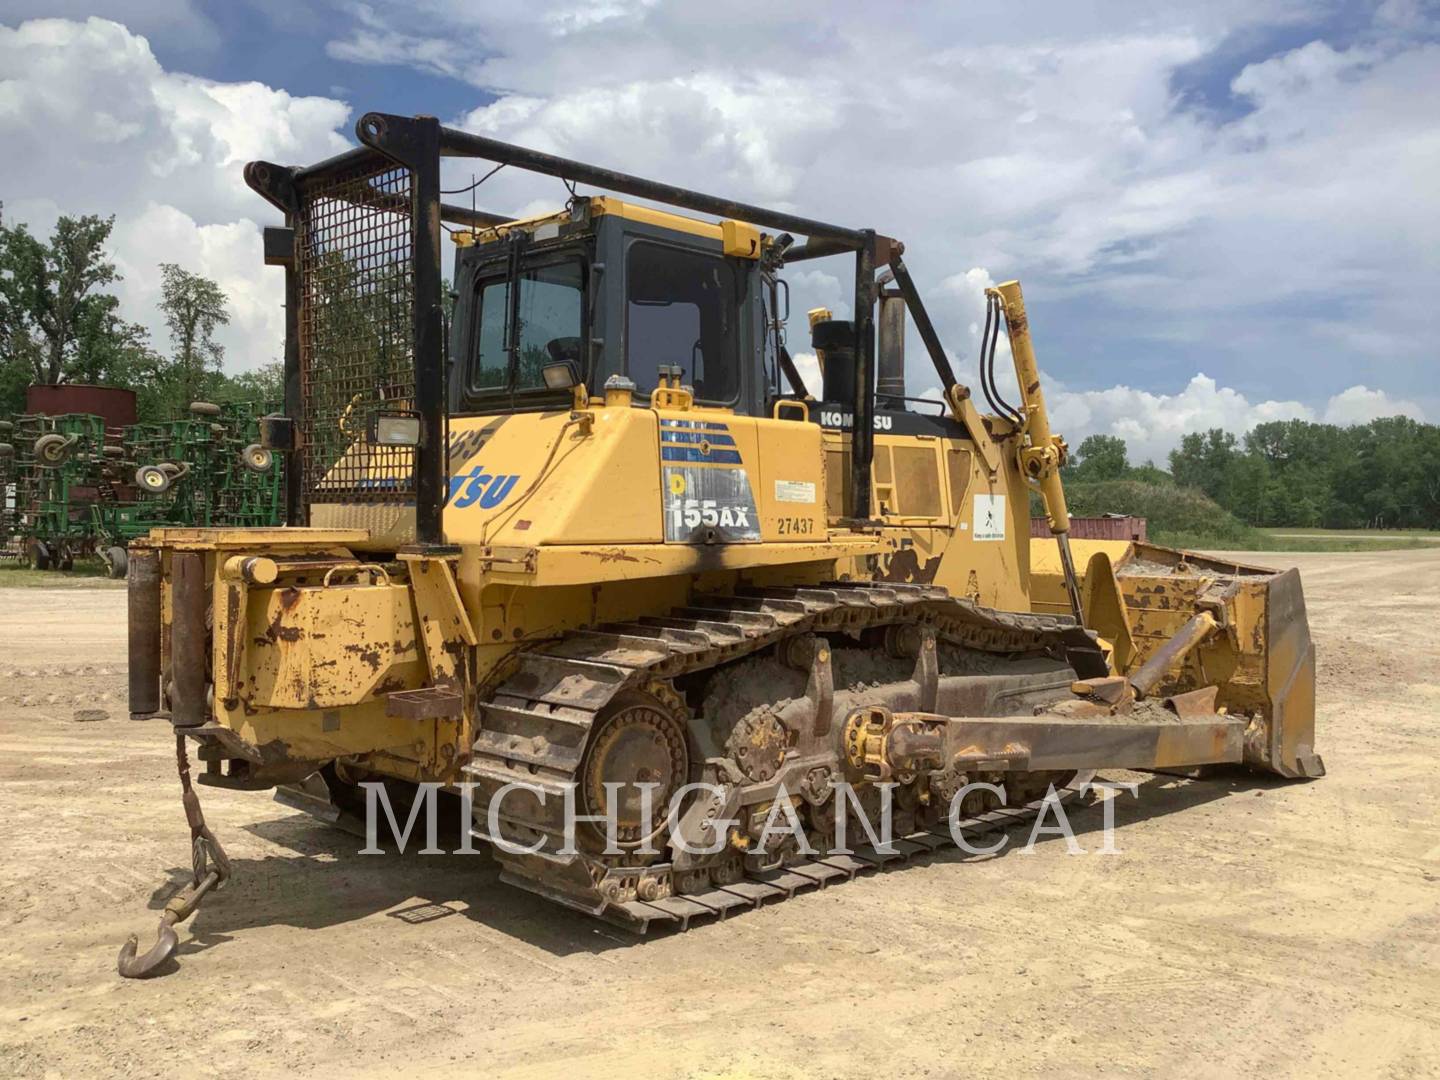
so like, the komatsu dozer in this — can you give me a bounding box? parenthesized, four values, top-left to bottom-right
(118, 113, 1323, 975)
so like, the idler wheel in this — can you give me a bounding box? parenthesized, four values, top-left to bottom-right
(579, 691, 688, 851)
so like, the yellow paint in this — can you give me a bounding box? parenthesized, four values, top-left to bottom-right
(1030, 537, 1133, 615)
(592, 196, 732, 244)
(721, 219, 761, 259)
(448, 195, 763, 253)
(990, 280, 1071, 532)
(141, 347, 1314, 788)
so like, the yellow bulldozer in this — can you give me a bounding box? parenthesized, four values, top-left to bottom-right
(118, 113, 1323, 975)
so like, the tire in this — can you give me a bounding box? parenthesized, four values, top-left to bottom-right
(240, 443, 274, 473)
(34, 433, 72, 467)
(135, 465, 171, 494)
(105, 546, 129, 579)
(28, 540, 51, 571)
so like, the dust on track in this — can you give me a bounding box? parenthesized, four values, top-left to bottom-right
(1, 551, 1438, 1079)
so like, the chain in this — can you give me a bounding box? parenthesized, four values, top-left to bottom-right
(117, 732, 232, 978)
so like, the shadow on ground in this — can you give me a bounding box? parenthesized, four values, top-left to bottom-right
(138, 767, 1306, 966)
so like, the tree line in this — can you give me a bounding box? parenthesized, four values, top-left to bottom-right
(0, 206, 281, 422)
(1063, 419, 1440, 531)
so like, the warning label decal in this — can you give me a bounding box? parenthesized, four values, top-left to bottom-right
(973, 494, 1006, 541)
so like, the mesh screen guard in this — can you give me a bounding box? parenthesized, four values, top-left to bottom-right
(295, 160, 417, 508)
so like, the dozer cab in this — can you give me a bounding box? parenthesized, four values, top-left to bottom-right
(119, 112, 1322, 975)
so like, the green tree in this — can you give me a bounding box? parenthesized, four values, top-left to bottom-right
(1065, 434, 1130, 483)
(70, 297, 159, 387)
(1169, 428, 1240, 503)
(158, 263, 230, 406)
(1128, 460, 1174, 486)
(0, 208, 128, 411)
(222, 360, 283, 406)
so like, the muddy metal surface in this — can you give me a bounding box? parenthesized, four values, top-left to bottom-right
(1, 551, 1437, 1078)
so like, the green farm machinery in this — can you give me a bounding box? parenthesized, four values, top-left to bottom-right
(1, 399, 284, 576)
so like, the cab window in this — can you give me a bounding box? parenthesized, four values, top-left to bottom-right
(626, 242, 739, 402)
(469, 260, 584, 394)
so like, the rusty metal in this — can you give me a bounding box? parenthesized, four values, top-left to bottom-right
(1165, 685, 1220, 719)
(851, 232, 877, 521)
(1256, 568, 1325, 778)
(877, 286, 906, 404)
(385, 686, 463, 720)
(169, 552, 208, 727)
(292, 156, 418, 515)
(104, 121, 1326, 962)
(356, 114, 445, 546)
(1071, 674, 1130, 706)
(25, 384, 137, 428)
(464, 582, 1097, 917)
(127, 549, 162, 719)
(282, 212, 306, 527)
(1032, 515, 1148, 542)
(1128, 610, 1219, 699)
(245, 114, 912, 551)
(859, 703, 1244, 775)
(433, 118, 866, 247)
(118, 733, 231, 978)
(888, 254, 960, 400)
(1054, 532, 1085, 627)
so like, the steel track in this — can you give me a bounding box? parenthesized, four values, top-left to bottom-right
(461, 581, 1098, 930)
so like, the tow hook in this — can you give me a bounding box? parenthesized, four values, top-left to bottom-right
(118, 732, 232, 978)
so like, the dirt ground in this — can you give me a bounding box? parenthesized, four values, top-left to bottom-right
(1, 551, 1437, 1079)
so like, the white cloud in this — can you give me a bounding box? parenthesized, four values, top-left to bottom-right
(1321, 385, 1425, 426)
(1045, 373, 1427, 465)
(109, 204, 285, 371)
(1047, 372, 1313, 465)
(331, 0, 1438, 417)
(789, 350, 820, 399)
(3, 3, 1436, 428)
(0, 17, 351, 371)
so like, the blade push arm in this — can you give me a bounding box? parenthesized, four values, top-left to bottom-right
(987, 280, 1083, 624)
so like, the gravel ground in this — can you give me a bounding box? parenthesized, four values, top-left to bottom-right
(1, 550, 1437, 1079)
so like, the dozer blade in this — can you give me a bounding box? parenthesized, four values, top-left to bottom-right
(1054, 541, 1325, 780)
(1255, 567, 1324, 779)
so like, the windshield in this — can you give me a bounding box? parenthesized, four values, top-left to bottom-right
(470, 260, 584, 394)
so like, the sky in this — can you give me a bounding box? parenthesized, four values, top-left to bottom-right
(1, 0, 1435, 464)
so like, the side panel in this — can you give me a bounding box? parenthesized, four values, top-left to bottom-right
(443, 409, 664, 547)
(654, 409, 827, 545)
(849, 428, 1031, 611)
(754, 416, 826, 541)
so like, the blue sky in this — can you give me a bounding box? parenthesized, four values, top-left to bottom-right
(1, 0, 1435, 461)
